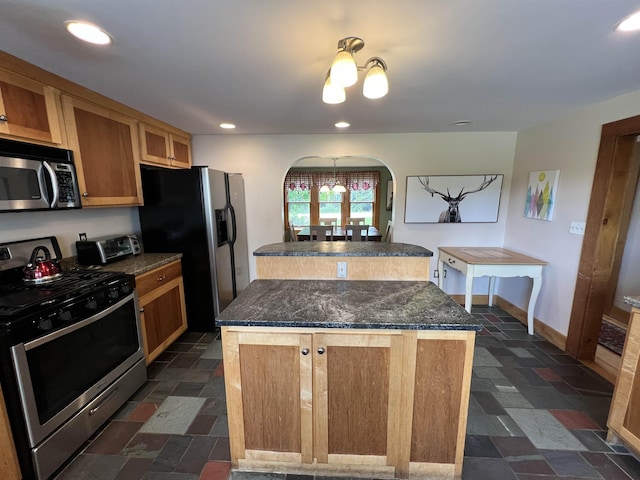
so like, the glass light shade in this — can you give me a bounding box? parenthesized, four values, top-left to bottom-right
(363, 64, 388, 99)
(617, 11, 640, 31)
(322, 76, 345, 104)
(66, 21, 111, 45)
(330, 50, 358, 87)
(320, 183, 331, 193)
(332, 182, 347, 193)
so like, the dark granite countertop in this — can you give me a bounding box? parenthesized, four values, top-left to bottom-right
(625, 296, 640, 309)
(254, 242, 433, 257)
(62, 253, 182, 276)
(217, 279, 480, 331)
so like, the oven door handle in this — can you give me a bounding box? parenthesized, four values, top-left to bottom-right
(23, 292, 137, 350)
(89, 387, 118, 416)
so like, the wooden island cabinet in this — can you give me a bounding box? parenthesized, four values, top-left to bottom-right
(254, 242, 433, 281)
(218, 279, 480, 479)
(607, 299, 640, 452)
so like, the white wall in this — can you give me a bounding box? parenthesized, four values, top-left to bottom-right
(0, 208, 140, 258)
(191, 132, 517, 289)
(503, 89, 640, 336)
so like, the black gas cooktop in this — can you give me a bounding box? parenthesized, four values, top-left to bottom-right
(0, 269, 127, 321)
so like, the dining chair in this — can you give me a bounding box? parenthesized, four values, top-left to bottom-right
(345, 224, 369, 241)
(319, 216, 339, 226)
(346, 217, 365, 225)
(309, 225, 333, 241)
(289, 224, 298, 242)
(382, 220, 392, 242)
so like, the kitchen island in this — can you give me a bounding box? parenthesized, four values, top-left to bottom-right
(254, 242, 433, 281)
(217, 279, 481, 479)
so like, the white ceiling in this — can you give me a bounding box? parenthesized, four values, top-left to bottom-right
(2, 0, 640, 135)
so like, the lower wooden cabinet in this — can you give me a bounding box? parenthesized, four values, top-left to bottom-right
(607, 307, 640, 453)
(137, 260, 188, 364)
(0, 384, 20, 480)
(222, 326, 475, 479)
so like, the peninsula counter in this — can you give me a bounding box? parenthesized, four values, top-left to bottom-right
(254, 242, 433, 281)
(217, 279, 480, 479)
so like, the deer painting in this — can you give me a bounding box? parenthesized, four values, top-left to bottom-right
(418, 175, 499, 222)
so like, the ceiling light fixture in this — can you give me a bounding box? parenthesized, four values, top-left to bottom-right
(617, 11, 640, 32)
(65, 21, 112, 45)
(322, 37, 388, 104)
(335, 121, 350, 128)
(220, 123, 236, 129)
(320, 158, 347, 193)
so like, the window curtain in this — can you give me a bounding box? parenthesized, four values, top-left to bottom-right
(285, 171, 380, 191)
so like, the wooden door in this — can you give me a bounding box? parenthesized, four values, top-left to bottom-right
(313, 331, 403, 474)
(0, 69, 64, 145)
(170, 133, 192, 168)
(222, 329, 314, 465)
(62, 95, 143, 207)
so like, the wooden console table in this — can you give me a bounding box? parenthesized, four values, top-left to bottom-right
(437, 247, 547, 335)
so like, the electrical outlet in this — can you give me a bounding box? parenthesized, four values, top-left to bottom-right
(78, 233, 87, 241)
(433, 269, 439, 278)
(337, 261, 347, 278)
(569, 221, 586, 235)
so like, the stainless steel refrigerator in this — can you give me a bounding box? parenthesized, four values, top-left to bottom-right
(137, 166, 250, 331)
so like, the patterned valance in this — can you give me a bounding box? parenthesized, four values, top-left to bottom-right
(285, 171, 380, 192)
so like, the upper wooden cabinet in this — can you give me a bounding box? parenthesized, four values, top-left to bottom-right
(139, 123, 192, 169)
(62, 95, 143, 207)
(0, 69, 65, 145)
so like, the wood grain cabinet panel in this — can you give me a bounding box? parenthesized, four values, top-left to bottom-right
(0, 384, 21, 480)
(139, 122, 191, 169)
(222, 327, 474, 479)
(0, 69, 65, 145)
(137, 261, 188, 364)
(608, 307, 640, 454)
(62, 95, 143, 207)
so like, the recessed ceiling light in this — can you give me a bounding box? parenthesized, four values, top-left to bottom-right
(335, 121, 350, 128)
(220, 123, 236, 129)
(65, 21, 112, 45)
(617, 11, 640, 32)
(452, 120, 471, 126)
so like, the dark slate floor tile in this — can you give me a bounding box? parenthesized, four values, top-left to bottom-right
(508, 458, 554, 475)
(122, 433, 170, 459)
(464, 435, 503, 457)
(210, 436, 231, 461)
(171, 382, 206, 397)
(609, 453, 640, 480)
(84, 420, 143, 455)
(581, 451, 635, 480)
(150, 435, 193, 472)
(491, 436, 538, 458)
(186, 414, 218, 435)
(176, 436, 216, 474)
(540, 450, 600, 478)
(142, 472, 199, 480)
(473, 391, 508, 415)
(230, 471, 285, 480)
(56, 453, 128, 480)
(113, 458, 155, 480)
(178, 332, 207, 343)
(570, 430, 614, 452)
(517, 385, 576, 409)
(169, 353, 202, 369)
(461, 457, 517, 479)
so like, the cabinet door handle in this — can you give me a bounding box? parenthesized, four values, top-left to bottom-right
(82, 192, 89, 197)
(0, 114, 7, 122)
(301, 348, 309, 356)
(139, 308, 144, 313)
(317, 347, 325, 355)
(157, 275, 166, 281)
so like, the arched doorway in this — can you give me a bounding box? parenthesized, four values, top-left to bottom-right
(282, 156, 394, 240)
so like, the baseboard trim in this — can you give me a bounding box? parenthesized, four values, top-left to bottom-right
(448, 294, 567, 351)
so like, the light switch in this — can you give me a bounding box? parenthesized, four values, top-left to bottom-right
(569, 221, 586, 235)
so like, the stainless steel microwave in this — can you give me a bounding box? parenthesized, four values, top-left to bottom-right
(0, 138, 81, 212)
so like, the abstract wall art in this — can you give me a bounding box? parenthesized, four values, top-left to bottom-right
(524, 170, 560, 221)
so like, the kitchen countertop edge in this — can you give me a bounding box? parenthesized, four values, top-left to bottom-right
(62, 252, 183, 276)
(625, 296, 640, 309)
(254, 242, 433, 257)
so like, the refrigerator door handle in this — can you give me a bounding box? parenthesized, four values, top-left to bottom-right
(227, 204, 237, 246)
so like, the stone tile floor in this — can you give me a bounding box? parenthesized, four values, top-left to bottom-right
(53, 306, 640, 480)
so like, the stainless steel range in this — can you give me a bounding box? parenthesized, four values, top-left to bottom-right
(0, 236, 146, 480)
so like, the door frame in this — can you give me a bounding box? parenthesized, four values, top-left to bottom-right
(566, 114, 640, 359)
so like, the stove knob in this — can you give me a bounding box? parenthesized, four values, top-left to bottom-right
(59, 310, 72, 322)
(86, 297, 98, 310)
(120, 283, 132, 294)
(37, 318, 53, 331)
(108, 288, 119, 299)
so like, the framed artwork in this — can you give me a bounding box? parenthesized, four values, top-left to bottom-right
(524, 170, 560, 221)
(405, 174, 504, 223)
(386, 180, 393, 210)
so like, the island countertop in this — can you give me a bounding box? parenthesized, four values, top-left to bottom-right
(253, 241, 433, 257)
(216, 279, 480, 330)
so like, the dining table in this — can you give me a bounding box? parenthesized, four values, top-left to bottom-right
(296, 225, 382, 241)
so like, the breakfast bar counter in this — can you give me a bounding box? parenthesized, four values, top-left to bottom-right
(254, 242, 433, 281)
(217, 279, 480, 479)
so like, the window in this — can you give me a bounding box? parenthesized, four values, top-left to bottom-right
(284, 170, 380, 229)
